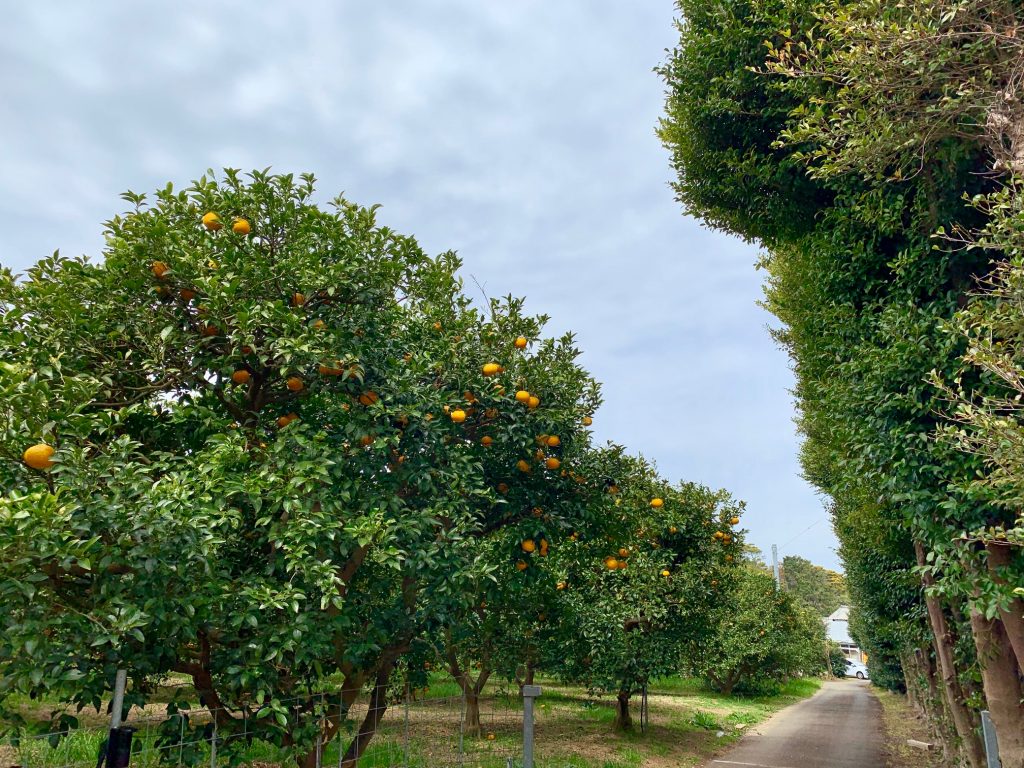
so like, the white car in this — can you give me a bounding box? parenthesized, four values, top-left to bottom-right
(845, 659, 870, 680)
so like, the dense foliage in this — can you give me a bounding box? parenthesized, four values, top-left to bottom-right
(660, 1, 1024, 765)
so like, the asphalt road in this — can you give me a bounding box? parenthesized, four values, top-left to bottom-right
(708, 680, 885, 768)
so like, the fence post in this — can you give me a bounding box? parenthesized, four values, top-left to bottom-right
(521, 685, 541, 768)
(981, 710, 1001, 768)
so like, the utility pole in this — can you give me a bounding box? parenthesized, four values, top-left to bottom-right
(772, 544, 781, 590)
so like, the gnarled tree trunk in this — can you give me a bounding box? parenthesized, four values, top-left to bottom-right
(614, 688, 633, 730)
(986, 541, 1024, 672)
(916, 540, 986, 768)
(970, 610, 1024, 768)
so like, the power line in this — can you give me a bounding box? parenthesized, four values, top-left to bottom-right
(779, 518, 825, 551)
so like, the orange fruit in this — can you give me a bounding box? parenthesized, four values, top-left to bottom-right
(202, 212, 222, 231)
(522, 539, 536, 553)
(481, 436, 494, 447)
(714, 531, 724, 540)
(618, 548, 629, 558)
(358, 391, 379, 406)
(319, 363, 345, 376)
(450, 409, 467, 423)
(515, 390, 531, 403)
(277, 413, 298, 428)
(151, 261, 170, 279)
(514, 336, 527, 349)
(617, 560, 628, 570)
(232, 218, 251, 235)
(604, 556, 619, 571)
(433, 322, 442, 331)
(482, 363, 500, 376)
(532, 507, 543, 518)
(231, 369, 251, 385)
(23, 444, 55, 470)
(497, 482, 510, 494)
(546, 435, 560, 447)
(556, 581, 567, 590)
(539, 539, 549, 555)
(487, 733, 496, 741)
(527, 396, 540, 409)
(360, 435, 373, 447)
(463, 391, 476, 403)
(669, 526, 678, 534)
(286, 376, 304, 392)
(312, 319, 326, 330)
(730, 516, 740, 525)
(660, 569, 671, 578)
(725, 555, 734, 562)
(201, 324, 220, 337)
(517, 459, 531, 473)
(650, 498, 664, 508)
(545, 457, 560, 471)
(291, 292, 306, 307)
(180, 289, 196, 302)
(582, 416, 593, 426)
(535, 448, 545, 460)
(516, 560, 528, 572)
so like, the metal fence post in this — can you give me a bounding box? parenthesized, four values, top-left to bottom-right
(981, 710, 1001, 768)
(522, 685, 541, 768)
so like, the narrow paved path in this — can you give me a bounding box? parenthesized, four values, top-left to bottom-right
(708, 680, 884, 768)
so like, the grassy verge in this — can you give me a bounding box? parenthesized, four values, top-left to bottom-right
(872, 688, 941, 768)
(1, 676, 822, 768)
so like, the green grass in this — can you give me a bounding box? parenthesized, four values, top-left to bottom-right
(2, 675, 823, 768)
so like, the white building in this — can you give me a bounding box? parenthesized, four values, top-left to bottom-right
(825, 605, 864, 662)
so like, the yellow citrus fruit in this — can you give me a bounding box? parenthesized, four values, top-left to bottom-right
(231, 369, 251, 385)
(514, 336, 528, 349)
(180, 288, 196, 302)
(151, 261, 170, 279)
(582, 416, 593, 426)
(604, 556, 619, 571)
(358, 391, 379, 406)
(232, 218, 251, 235)
(481, 436, 494, 446)
(725, 555, 734, 562)
(291, 292, 306, 307)
(661, 569, 671, 577)
(522, 539, 536, 553)
(528, 396, 540, 409)
(202, 212, 222, 231)
(450, 409, 467, 423)
(23, 444, 55, 470)
(482, 363, 500, 376)
(730, 516, 740, 525)
(546, 435, 560, 447)
(201, 324, 220, 337)
(617, 560, 628, 570)
(556, 581, 567, 590)
(618, 548, 629, 558)
(535, 448, 545, 460)
(319, 363, 345, 376)
(545, 457, 561, 471)
(487, 733, 496, 741)
(517, 459, 531, 473)
(286, 376, 304, 392)
(669, 526, 678, 534)
(312, 319, 326, 330)
(515, 390, 531, 403)
(714, 531, 724, 540)
(497, 482, 509, 494)
(650, 498, 664, 508)
(516, 560, 528, 571)
(360, 435, 373, 447)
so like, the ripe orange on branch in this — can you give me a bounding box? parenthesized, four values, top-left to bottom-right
(231, 369, 251, 385)
(521, 539, 536, 553)
(515, 390, 530, 404)
(151, 261, 170, 279)
(450, 409, 466, 423)
(650, 498, 664, 508)
(202, 212, 222, 231)
(23, 444, 55, 470)
(482, 362, 500, 376)
(231, 217, 251, 235)
(514, 336, 528, 349)
(286, 376, 304, 392)
(527, 396, 540, 409)
(358, 391, 379, 406)
(481, 436, 493, 446)
(545, 457, 560, 471)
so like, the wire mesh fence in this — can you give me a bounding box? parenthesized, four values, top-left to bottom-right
(3, 688, 526, 768)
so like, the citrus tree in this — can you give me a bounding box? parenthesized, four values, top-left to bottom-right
(689, 567, 825, 695)
(545, 456, 745, 729)
(0, 170, 602, 767)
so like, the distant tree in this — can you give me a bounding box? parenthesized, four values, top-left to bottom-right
(781, 556, 848, 617)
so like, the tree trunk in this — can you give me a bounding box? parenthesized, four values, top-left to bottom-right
(986, 541, 1024, 672)
(916, 540, 986, 768)
(335, 663, 394, 768)
(614, 689, 632, 730)
(914, 646, 956, 764)
(970, 610, 1024, 768)
(464, 689, 482, 737)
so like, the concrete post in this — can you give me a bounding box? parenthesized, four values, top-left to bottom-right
(522, 684, 542, 768)
(981, 710, 1001, 768)
(110, 669, 127, 729)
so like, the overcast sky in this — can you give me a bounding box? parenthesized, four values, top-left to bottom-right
(0, 1, 840, 569)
